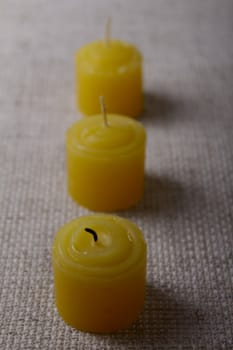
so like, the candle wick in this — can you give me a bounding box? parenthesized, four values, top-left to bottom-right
(99, 95, 109, 127)
(105, 16, 111, 46)
(85, 227, 98, 242)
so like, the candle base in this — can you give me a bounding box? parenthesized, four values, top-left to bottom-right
(67, 184, 144, 212)
(55, 298, 145, 334)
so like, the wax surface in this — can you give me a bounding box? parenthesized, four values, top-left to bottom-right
(75, 40, 143, 117)
(66, 114, 146, 211)
(52, 214, 147, 333)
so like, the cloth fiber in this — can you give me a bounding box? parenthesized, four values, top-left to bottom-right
(0, 0, 232, 349)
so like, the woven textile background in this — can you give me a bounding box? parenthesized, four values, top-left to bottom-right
(0, 0, 233, 349)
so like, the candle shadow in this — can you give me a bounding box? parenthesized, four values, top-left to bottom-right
(93, 284, 204, 348)
(144, 283, 204, 334)
(144, 173, 185, 215)
(139, 91, 186, 124)
(122, 174, 187, 220)
(130, 283, 204, 345)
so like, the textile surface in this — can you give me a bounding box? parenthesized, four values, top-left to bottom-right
(0, 0, 233, 349)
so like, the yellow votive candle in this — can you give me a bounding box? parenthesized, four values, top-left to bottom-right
(75, 39, 143, 117)
(66, 113, 146, 211)
(52, 214, 147, 333)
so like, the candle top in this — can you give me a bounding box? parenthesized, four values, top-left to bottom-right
(77, 40, 142, 74)
(52, 215, 146, 281)
(66, 114, 146, 158)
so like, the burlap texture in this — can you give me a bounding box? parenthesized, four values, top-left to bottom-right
(0, 0, 232, 349)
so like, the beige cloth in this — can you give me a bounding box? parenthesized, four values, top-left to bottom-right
(0, 0, 233, 349)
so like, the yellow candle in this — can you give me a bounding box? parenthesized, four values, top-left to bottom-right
(66, 113, 146, 211)
(52, 214, 147, 333)
(75, 38, 143, 117)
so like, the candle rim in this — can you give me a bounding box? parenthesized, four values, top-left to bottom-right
(52, 214, 147, 282)
(66, 114, 146, 158)
(76, 39, 142, 75)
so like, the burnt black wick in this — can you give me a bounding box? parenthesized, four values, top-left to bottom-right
(84, 228, 98, 242)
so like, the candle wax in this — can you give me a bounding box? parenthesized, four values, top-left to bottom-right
(66, 114, 146, 211)
(52, 214, 147, 333)
(75, 40, 143, 117)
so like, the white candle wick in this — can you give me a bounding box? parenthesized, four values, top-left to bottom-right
(99, 96, 108, 127)
(105, 17, 111, 46)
